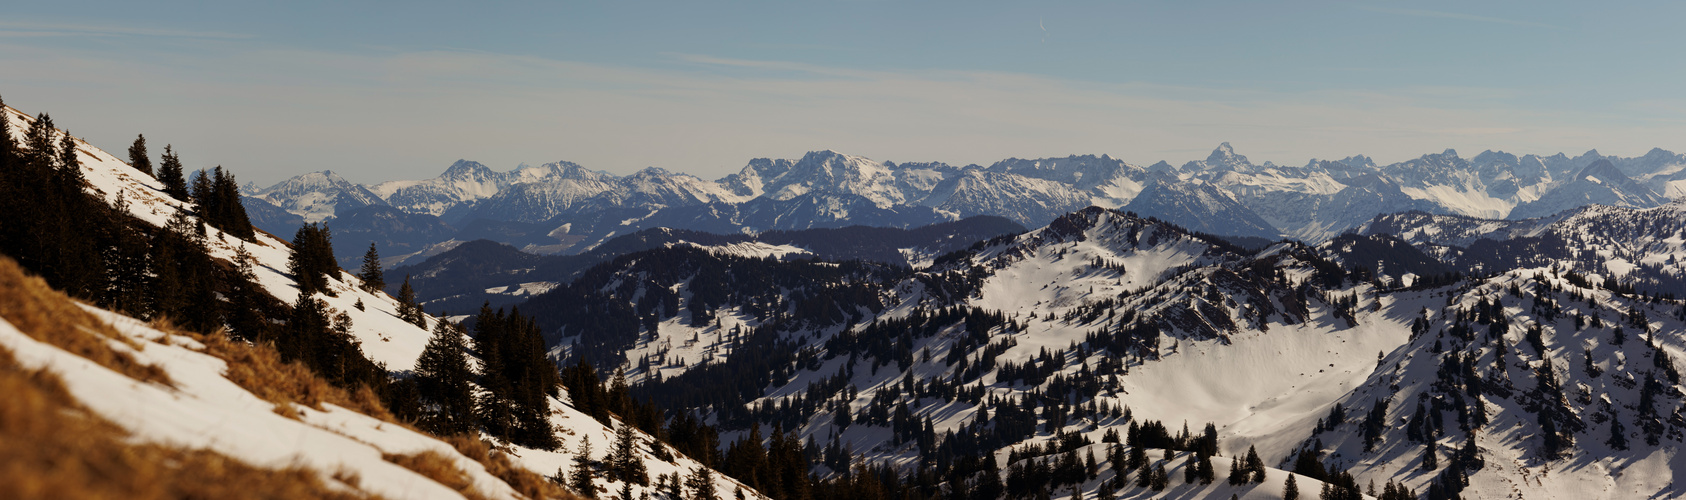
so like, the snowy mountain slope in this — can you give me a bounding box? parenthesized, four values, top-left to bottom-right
(261, 142, 1686, 255)
(524, 206, 1416, 497)
(1273, 269, 1686, 499)
(1509, 159, 1671, 220)
(720, 150, 916, 208)
(2, 103, 766, 500)
(250, 170, 390, 223)
(1386, 149, 1545, 219)
(373, 160, 511, 217)
(1362, 201, 1686, 294)
(4, 106, 438, 371)
(1306, 173, 1443, 242)
(923, 170, 1096, 226)
(1123, 174, 1282, 240)
(1358, 211, 1550, 249)
(503, 180, 1686, 499)
(1317, 233, 1455, 285)
(261, 141, 1686, 252)
(0, 301, 530, 500)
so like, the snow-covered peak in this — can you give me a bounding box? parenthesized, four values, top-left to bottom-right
(253, 170, 389, 223)
(440, 159, 496, 180)
(1206, 141, 1246, 165)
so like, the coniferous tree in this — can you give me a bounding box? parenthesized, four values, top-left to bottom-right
(190, 168, 213, 210)
(1421, 440, 1438, 471)
(224, 244, 271, 342)
(397, 275, 425, 326)
(610, 422, 650, 486)
(157, 144, 188, 201)
(1460, 430, 1481, 469)
(1197, 450, 1215, 484)
(127, 134, 152, 177)
(415, 319, 476, 435)
(661, 472, 684, 499)
(1149, 462, 1168, 491)
(473, 305, 560, 449)
(207, 166, 254, 240)
(50, 129, 102, 297)
(1246, 445, 1265, 483)
(1606, 410, 1627, 451)
(1096, 479, 1115, 500)
(288, 223, 337, 297)
(358, 243, 385, 292)
(1284, 473, 1299, 500)
(687, 466, 718, 500)
(1227, 455, 1246, 485)
(571, 437, 597, 498)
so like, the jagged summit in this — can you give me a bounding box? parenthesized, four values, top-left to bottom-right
(440, 159, 494, 178)
(1206, 141, 1248, 166)
(255, 141, 1686, 260)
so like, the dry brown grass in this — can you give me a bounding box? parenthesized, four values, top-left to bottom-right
(0, 255, 576, 499)
(0, 257, 170, 385)
(382, 450, 490, 500)
(0, 344, 379, 500)
(441, 435, 581, 500)
(175, 321, 395, 421)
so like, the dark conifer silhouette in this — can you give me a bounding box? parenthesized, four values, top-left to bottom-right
(127, 134, 152, 177)
(288, 223, 337, 297)
(157, 144, 188, 201)
(358, 243, 385, 292)
(415, 319, 476, 435)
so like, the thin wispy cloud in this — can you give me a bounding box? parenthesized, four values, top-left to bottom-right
(1355, 6, 1560, 29)
(0, 21, 252, 39)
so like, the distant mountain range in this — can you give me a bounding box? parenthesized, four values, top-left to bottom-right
(243, 144, 1686, 268)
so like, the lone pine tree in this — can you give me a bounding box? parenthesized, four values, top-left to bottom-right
(127, 134, 152, 177)
(571, 437, 596, 498)
(397, 275, 425, 327)
(358, 243, 385, 292)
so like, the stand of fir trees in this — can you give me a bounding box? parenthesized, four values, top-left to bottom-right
(473, 304, 562, 450)
(0, 97, 413, 449)
(188, 166, 254, 240)
(288, 223, 338, 297)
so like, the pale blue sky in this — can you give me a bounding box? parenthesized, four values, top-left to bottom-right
(3, 1, 1682, 185)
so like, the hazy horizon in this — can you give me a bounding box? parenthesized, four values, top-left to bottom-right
(4, 1, 1683, 185)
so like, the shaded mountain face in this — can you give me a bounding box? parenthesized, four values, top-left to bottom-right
(239, 195, 305, 238)
(1318, 232, 1455, 283)
(391, 216, 1027, 314)
(1363, 200, 1686, 295)
(1123, 175, 1282, 240)
(1508, 159, 1670, 220)
(325, 204, 456, 269)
